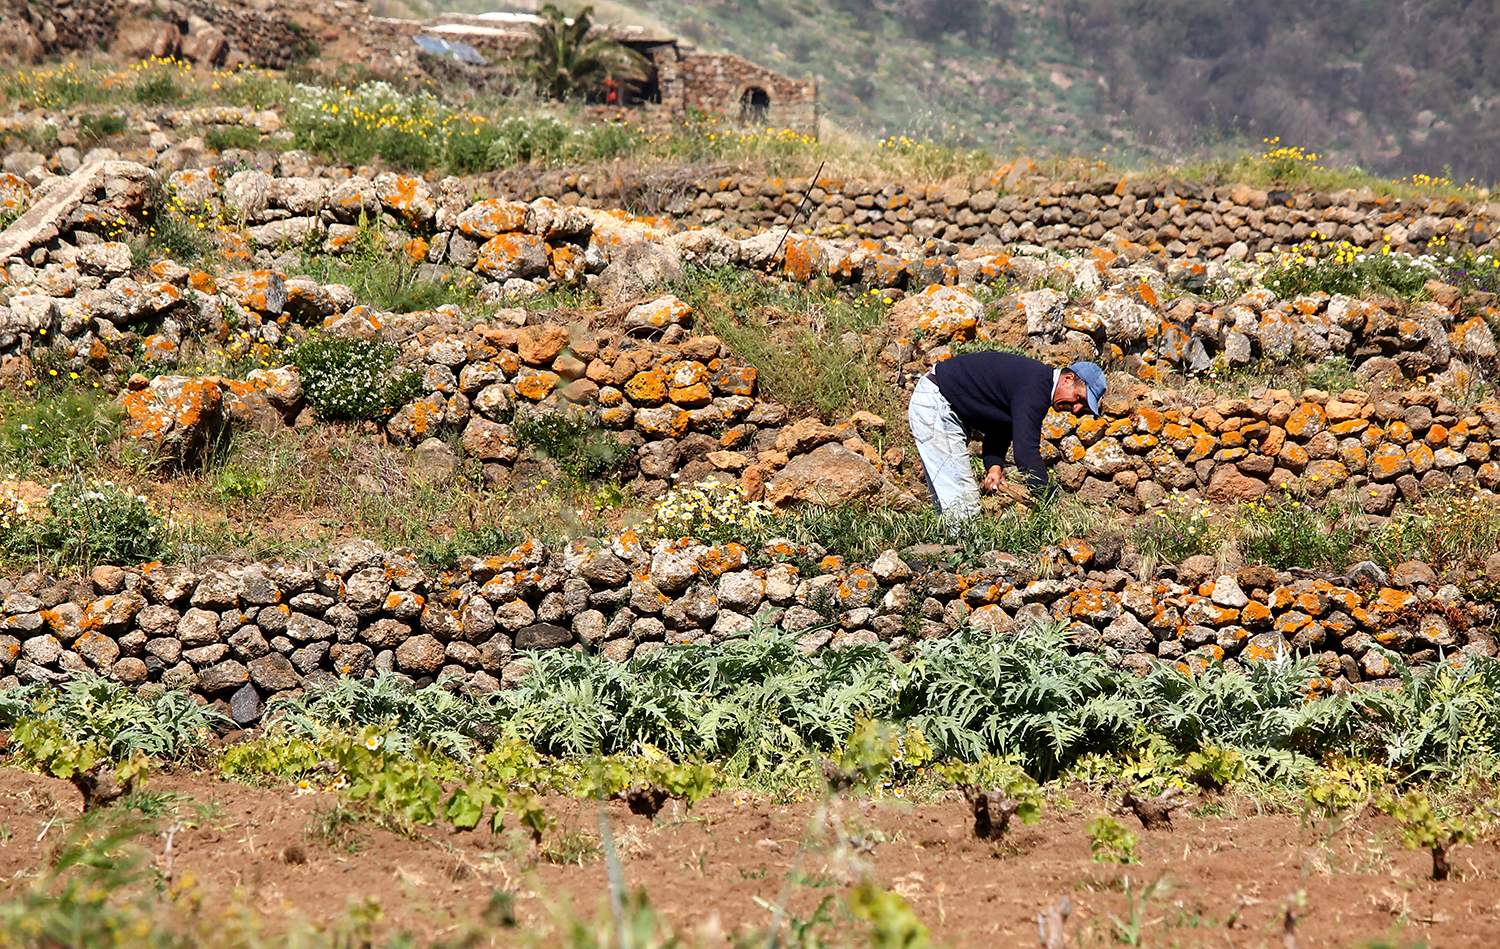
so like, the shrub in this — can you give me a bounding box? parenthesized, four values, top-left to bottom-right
(1372, 484, 1500, 571)
(1301, 354, 1359, 392)
(4, 675, 223, 759)
(445, 120, 502, 175)
(289, 336, 418, 421)
(583, 120, 647, 161)
(135, 199, 213, 266)
(5, 479, 169, 568)
(1085, 815, 1139, 863)
(512, 409, 627, 481)
(485, 115, 575, 166)
(285, 81, 452, 170)
(214, 66, 294, 110)
(0, 389, 120, 472)
(1250, 137, 1324, 182)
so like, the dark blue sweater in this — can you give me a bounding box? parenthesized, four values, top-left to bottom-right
(932, 351, 1055, 494)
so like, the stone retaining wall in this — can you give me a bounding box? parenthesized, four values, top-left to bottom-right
(2, 538, 1496, 724)
(487, 165, 1500, 257)
(6, 163, 1495, 396)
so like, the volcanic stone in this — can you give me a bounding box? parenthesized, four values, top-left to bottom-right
(515, 623, 572, 650)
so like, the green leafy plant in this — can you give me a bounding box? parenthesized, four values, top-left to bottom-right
(1086, 815, 1140, 864)
(823, 719, 933, 794)
(938, 755, 1043, 839)
(512, 408, 628, 482)
(847, 880, 930, 949)
(1183, 744, 1247, 792)
(218, 734, 323, 779)
(1377, 790, 1474, 880)
(78, 112, 126, 142)
(11, 717, 149, 810)
(289, 336, 419, 421)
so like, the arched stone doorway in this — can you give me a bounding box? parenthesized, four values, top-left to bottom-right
(739, 86, 771, 124)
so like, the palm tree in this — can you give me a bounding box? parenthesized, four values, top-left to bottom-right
(519, 4, 649, 101)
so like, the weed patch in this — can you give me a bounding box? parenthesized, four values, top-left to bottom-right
(1235, 482, 1362, 570)
(678, 266, 892, 422)
(3, 478, 169, 569)
(0, 388, 120, 473)
(202, 125, 261, 152)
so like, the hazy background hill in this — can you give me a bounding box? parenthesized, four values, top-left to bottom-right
(428, 0, 1500, 185)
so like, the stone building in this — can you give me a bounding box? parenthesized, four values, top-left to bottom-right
(417, 13, 818, 132)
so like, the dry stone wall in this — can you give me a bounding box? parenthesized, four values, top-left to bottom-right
(2, 536, 1497, 725)
(488, 168, 1500, 258)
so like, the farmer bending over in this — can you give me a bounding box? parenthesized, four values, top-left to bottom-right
(908, 352, 1106, 519)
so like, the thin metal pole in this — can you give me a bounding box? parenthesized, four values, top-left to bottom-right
(771, 159, 827, 266)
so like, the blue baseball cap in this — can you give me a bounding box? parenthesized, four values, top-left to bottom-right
(1068, 361, 1107, 416)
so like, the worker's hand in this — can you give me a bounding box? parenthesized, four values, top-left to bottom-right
(981, 465, 1007, 493)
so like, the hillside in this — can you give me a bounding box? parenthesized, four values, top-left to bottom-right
(433, 0, 1500, 186)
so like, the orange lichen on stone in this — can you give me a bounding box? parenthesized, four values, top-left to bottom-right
(711, 364, 757, 397)
(783, 235, 822, 283)
(457, 199, 529, 238)
(624, 369, 669, 406)
(549, 243, 584, 284)
(514, 372, 561, 401)
(699, 543, 750, 576)
(1283, 403, 1325, 439)
(1371, 588, 1415, 612)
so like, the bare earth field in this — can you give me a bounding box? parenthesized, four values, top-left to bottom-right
(3, 766, 1496, 948)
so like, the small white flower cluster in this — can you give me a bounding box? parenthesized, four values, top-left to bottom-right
(647, 479, 774, 542)
(0, 479, 34, 533)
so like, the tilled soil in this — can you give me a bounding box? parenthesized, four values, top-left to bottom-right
(1, 766, 1495, 947)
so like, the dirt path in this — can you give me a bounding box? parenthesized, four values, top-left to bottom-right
(1, 767, 1493, 947)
